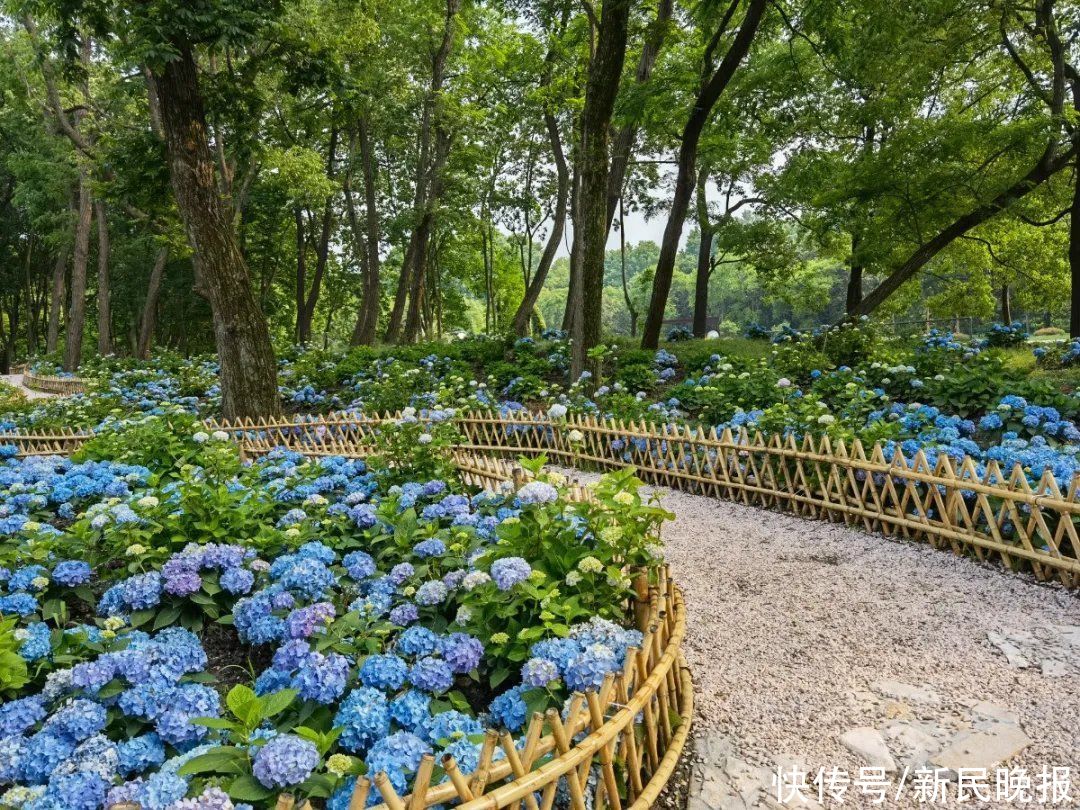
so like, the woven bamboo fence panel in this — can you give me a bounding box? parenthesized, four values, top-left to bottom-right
(1, 426, 95, 456)
(193, 410, 1080, 588)
(6, 409, 1080, 585)
(7, 408, 1080, 585)
(22, 370, 89, 394)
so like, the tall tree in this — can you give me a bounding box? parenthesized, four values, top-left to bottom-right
(641, 0, 768, 348)
(575, 0, 633, 377)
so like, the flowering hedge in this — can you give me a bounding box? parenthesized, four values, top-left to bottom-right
(0, 420, 669, 809)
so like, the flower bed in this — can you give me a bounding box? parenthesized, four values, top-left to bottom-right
(11, 325, 1080, 494)
(0, 419, 687, 809)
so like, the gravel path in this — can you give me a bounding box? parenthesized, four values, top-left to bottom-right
(564, 469, 1080, 807)
(1, 373, 56, 400)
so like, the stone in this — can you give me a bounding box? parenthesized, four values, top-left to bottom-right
(970, 701, 1019, 725)
(1053, 624, 1080, 649)
(839, 727, 898, 772)
(987, 632, 1031, 668)
(931, 725, 1032, 772)
(883, 721, 939, 754)
(1040, 659, 1071, 677)
(883, 700, 913, 720)
(873, 680, 942, 705)
(697, 731, 738, 765)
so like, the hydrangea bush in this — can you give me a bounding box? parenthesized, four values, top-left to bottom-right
(0, 420, 666, 808)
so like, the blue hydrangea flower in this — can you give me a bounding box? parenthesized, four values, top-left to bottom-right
(408, 657, 453, 694)
(489, 685, 528, 731)
(51, 561, 92, 587)
(389, 603, 419, 626)
(118, 734, 166, 776)
(415, 581, 448, 606)
(389, 690, 431, 731)
(252, 734, 319, 789)
(0, 695, 46, 737)
(490, 557, 531, 591)
(441, 633, 483, 674)
(334, 688, 390, 753)
(359, 654, 408, 691)
(395, 626, 441, 657)
(412, 539, 446, 558)
(342, 550, 376, 580)
(294, 651, 350, 703)
(46, 699, 107, 743)
(17, 622, 51, 661)
(364, 732, 431, 797)
(421, 710, 483, 746)
(516, 481, 558, 505)
(521, 657, 560, 688)
(220, 567, 255, 595)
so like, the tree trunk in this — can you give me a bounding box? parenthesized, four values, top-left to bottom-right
(389, 0, 460, 344)
(299, 126, 338, 345)
(151, 45, 280, 418)
(294, 206, 307, 343)
(385, 240, 415, 342)
(351, 118, 382, 345)
(404, 128, 452, 343)
(692, 166, 712, 337)
(846, 264, 863, 316)
(642, 0, 768, 349)
(604, 0, 674, 234)
(562, 152, 583, 336)
(137, 246, 169, 359)
(46, 242, 67, 354)
(1071, 158, 1080, 337)
(619, 195, 638, 337)
(575, 0, 633, 378)
(94, 199, 111, 355)
(512, 111, 569, 336)
(63, 170, 93, 371)
(1000, 284, 1012, 324)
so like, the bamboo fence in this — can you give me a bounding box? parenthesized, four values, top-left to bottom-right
(195, 410, 1080, 588)
(310, 572, 691, 810)
(21, 369, 89, 395)
(6, 408, 1080, 586)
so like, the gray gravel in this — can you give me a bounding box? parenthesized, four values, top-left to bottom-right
(561, 468, 1080, 806)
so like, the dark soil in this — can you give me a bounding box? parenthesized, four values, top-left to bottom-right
(202, 621, 268, 690)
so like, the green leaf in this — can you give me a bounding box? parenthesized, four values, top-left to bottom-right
(259, 688, 299, 720)
(226, 684, 258, 724)
(128, 609, 155, 628)
(153, 603, 183, 630)
(191, 716, 239, 730)
(176, 745, 249, 776)
(227, 775, 275, 802)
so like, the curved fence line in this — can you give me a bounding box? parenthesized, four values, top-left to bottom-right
(197, 410, 1080, 588)
(6, 407, 1079, 587)
(22, 370, 89, 394)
